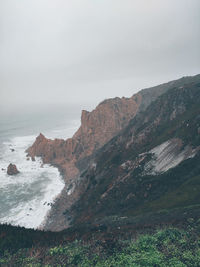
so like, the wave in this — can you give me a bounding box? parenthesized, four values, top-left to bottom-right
(0, 135, 65, 229)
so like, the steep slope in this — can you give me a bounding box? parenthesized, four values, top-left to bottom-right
(1, 76, 200, 264)
(27, 94, 142, 181)
(138, 74, 200, 112)
(27, 74, 200, 183)
(69, 82, 200, 227)
(27, 74, 200, 231)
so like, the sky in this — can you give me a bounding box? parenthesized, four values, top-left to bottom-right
(0, 0, 200, 113)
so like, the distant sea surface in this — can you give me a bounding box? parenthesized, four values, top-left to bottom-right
(0, 105, 81, 229)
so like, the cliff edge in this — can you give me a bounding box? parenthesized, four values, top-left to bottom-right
(27, 93, 142, 181)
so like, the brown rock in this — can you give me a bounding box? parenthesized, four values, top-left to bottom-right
(27, 94, 142, 181)
(7, 163, 20, 175)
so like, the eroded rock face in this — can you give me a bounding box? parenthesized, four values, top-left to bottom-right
(28, 74, 200, 231)
(73, 95, 142, 156)
(28, 75, 200, 183)
(142, 139, 200, 175)
(7, 163, 20, 175)
(27, 94, 142, 181)
(68, 82, 200, 227)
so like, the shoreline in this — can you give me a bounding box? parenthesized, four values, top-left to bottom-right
(0, 136, 65, 229)
(40, 160, 90, 232)
(39, 162, 76, 232)
(0, 111, 81, 230)
(38, 164, 68, 231)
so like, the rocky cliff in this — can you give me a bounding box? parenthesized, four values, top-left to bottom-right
(27, 74, 200, 231)
(69, 81, 200, 227)
(28, 74, 200, 181)
(27, 94, 142, 181)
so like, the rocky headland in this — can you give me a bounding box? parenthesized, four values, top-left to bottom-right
(27, 74, 200, 231)
(27, 94, 142, 181)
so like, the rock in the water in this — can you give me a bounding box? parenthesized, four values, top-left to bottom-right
(7, 163, 20, 175)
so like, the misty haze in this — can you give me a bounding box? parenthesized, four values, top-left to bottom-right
(1, 0, 200, 114)
(0, 1, 200, 266)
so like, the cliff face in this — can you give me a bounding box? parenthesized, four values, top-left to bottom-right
(27, 74, 200, 231)
(73, 94, 142, 158)
(70, 82, 200, 227)
(27, 74, 200, 182)
(27, 93, 142, 180)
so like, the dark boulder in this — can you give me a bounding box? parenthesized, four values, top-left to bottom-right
(7, 163, 20, 175)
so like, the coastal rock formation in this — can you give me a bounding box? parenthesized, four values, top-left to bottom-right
(28, 75, 200, 181)
(73, 95, 142, 156)
(27, 94, 142, 180)
(27, 74, 200, 231)
(7, 164, 20, 175)
(69, 82, 200, 227)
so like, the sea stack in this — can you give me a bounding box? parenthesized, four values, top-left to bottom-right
(7, 163, 20, 175)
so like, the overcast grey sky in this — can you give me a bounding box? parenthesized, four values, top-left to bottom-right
(0, 0, 200, 113)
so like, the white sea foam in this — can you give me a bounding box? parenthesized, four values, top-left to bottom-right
(0, 134, 65, 229)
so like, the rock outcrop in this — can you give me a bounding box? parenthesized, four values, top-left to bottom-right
(68, 82, 200, 227)
(27, 74, 200, 182)
(7, 164, 20, 175)
(27, 74, 200, 231)
(27, 94, 142, 181)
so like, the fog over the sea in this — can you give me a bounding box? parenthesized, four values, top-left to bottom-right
(0, 0, 200, 114)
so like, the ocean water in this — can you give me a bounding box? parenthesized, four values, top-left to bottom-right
(0, 105, 81, 229)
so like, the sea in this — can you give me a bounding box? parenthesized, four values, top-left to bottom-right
(0, 104, 81, 229)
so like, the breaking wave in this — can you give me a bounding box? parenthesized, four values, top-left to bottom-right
(0, 135, 65, 229)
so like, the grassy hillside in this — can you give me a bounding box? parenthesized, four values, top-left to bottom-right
(1, 219, 200, 266)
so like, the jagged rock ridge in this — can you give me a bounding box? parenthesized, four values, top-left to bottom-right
(27, 74, 200, 231)
(27, 74, 200, 182)
(27, 94, 142, 180)
(69, 81, 200, 228)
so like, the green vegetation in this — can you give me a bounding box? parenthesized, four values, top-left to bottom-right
(1, 81, 200, 266)
(72, 82, 200, 226)
(146, 174, 200, 211)
(127, 154, 200, 217)
(1, 222, 200, 266)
